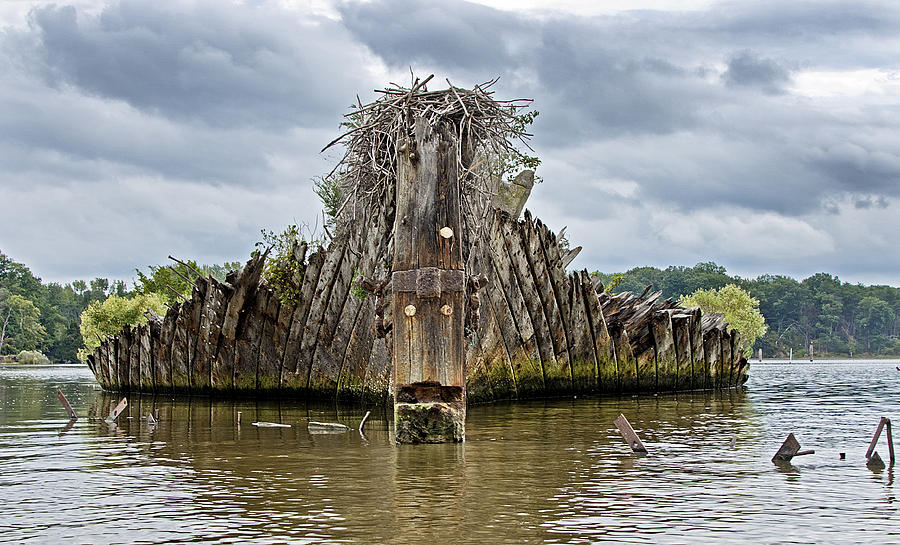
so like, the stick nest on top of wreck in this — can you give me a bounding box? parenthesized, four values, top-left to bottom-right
(321, 74, 537, 231)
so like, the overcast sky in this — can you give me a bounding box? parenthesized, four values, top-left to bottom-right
(2, 0, 900, 288)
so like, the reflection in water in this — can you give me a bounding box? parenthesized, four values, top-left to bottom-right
(1, 362, 899, 544)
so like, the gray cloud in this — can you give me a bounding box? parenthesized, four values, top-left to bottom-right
(3, 0, 900, 287)
(338, 0, 531, 71)
(722, 50, 791, 93)
(19, 1, 369, 129)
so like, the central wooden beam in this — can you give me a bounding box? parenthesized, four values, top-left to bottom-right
(392, 116, 465, 443)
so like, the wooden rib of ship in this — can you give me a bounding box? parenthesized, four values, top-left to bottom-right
(84, 80, 749, 404)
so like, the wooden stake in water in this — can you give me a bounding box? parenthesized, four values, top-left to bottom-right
(772, 433, 814, 463)
(56, 388, 77, 421)
(107, 397, 128, 422)
(865, 417, 895, 464)
(614, 414, 648, 453)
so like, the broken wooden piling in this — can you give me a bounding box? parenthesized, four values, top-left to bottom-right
(392, 117, 466, 444)
(614, 413, 648, 453)
(772, 433, 814, 463)
(865, 417, 895, 465)
(107, 397, 128, 422)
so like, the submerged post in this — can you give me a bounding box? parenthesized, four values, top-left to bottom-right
(392, 116, 466, 443)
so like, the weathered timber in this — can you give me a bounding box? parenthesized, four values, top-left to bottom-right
(281, 249, 325, 391)
(537, 219, 576, 367)
(200, 279, 230, 391)
(138, 324, 154, 393)
(567, 271, 598, 392)
(96, 343, 110, 389)
(309, 220, 368, 395)
(188, 279, 212, 391)
(392, 117, 465, 443)
(521, 211, 570, 389)
(703, 325, 722, 389)
(651, 311, 678, 391)
(337, 191, 392, 399)
(234, 289, 268, 391)
(688, 307, 705, 389)
(729, 330, 742, 386)
(502, 213, 561, 391)
(155, 308, 176, 391)
(57, 388, 77, 420)
(614, 413, 648, 453)
(583, 272, 617, 391)
(671, 314, 692, 390)
(299, 233, 348, 393)
(108, 397, 127, 422)
(487, 212, 542, 395)
(468, 239, 516, 400)
(256, 293, 281, 392)
(171, 302, 191, 392)
(610, 323, 636, 391)
(123, 326, 138, 391)
(220, 255, 264, 391)
(721, 328, 732, 389)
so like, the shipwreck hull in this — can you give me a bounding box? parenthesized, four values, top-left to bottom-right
(85, 207, 749, 404)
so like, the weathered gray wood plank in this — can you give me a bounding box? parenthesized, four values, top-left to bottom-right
(233, 290, 267, 392)
(501, 215, 560, 391)
(651, 311, 677, 391)
(567, 271, 597, 392)
(281, 249, 325, 391)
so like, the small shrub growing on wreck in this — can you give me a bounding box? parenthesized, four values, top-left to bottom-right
(77, 293, 167, 362)
(497, 107, 541, 182)
(680, 284, 767, 356)
(313, 173, 343, 228)
(257, 224, 325, 306)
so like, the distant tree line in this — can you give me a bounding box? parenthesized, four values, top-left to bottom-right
(0, 250, 240, 363)
(593, 262, 900, 357)
(1, 252, 126, 362)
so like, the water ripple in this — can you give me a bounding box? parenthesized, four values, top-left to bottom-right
(1, 362, 898, 543)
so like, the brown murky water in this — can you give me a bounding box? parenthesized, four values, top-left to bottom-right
(1, 361, 897, 544)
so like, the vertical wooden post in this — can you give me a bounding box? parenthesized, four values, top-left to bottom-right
(392, 117, 466, 443)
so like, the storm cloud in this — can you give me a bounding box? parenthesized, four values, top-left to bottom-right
(3, 0, 900, 286)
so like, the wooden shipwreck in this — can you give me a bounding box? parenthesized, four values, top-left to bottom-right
(84, 77, 749, 439)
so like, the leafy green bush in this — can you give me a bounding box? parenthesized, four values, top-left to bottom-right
(680, 284, 767, 356)
(16, 350, 51, 364)
(77, 293, 167, 362)
(258, 224, 323, 305)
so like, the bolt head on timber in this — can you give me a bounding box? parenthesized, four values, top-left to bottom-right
(404, 305, 416, 317)
(439, 226, 454, 239)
